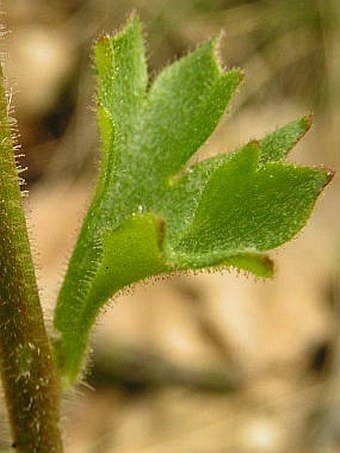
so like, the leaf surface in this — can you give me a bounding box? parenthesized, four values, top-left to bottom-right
(53, 15, 332, 386)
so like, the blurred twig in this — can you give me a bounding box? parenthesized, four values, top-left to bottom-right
(89, 343, 239, 394)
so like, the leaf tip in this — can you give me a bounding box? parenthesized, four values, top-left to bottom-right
(99, 10, 142, 46)
(246, 139, 261, 155)
(320, 166, 336, 188)
(260, 255, 275, 278)
(225, 253, 275, 278)
(125, 9, 143, 30)
(302, 112, 313, 131)
(212, 33, 244, 83)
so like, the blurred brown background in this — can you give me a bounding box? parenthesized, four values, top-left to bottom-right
(2, 0, 340, 451)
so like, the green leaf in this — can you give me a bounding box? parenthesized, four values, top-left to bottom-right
(96, 215, 167, 295)
(168, 142, 330, 268)
(54, 214, 169, 384)
(136, 40, 242, 180)
(225, 253, 274, 278)
(259, 113, 312, 164)
(53, 15, 332, 387)
(95, 15, 147, 189)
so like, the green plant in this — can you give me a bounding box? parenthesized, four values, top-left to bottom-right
(0, 13, 333, 452)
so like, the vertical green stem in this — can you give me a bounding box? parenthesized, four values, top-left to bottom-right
(0, 64, 63, 450)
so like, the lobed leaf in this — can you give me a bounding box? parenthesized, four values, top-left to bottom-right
(134, 41, 242, 181)
(167, 142, 330, 268)
(53, 15, 332, 387)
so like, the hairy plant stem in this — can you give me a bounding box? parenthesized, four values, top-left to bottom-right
(0, 64, 63, 451)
